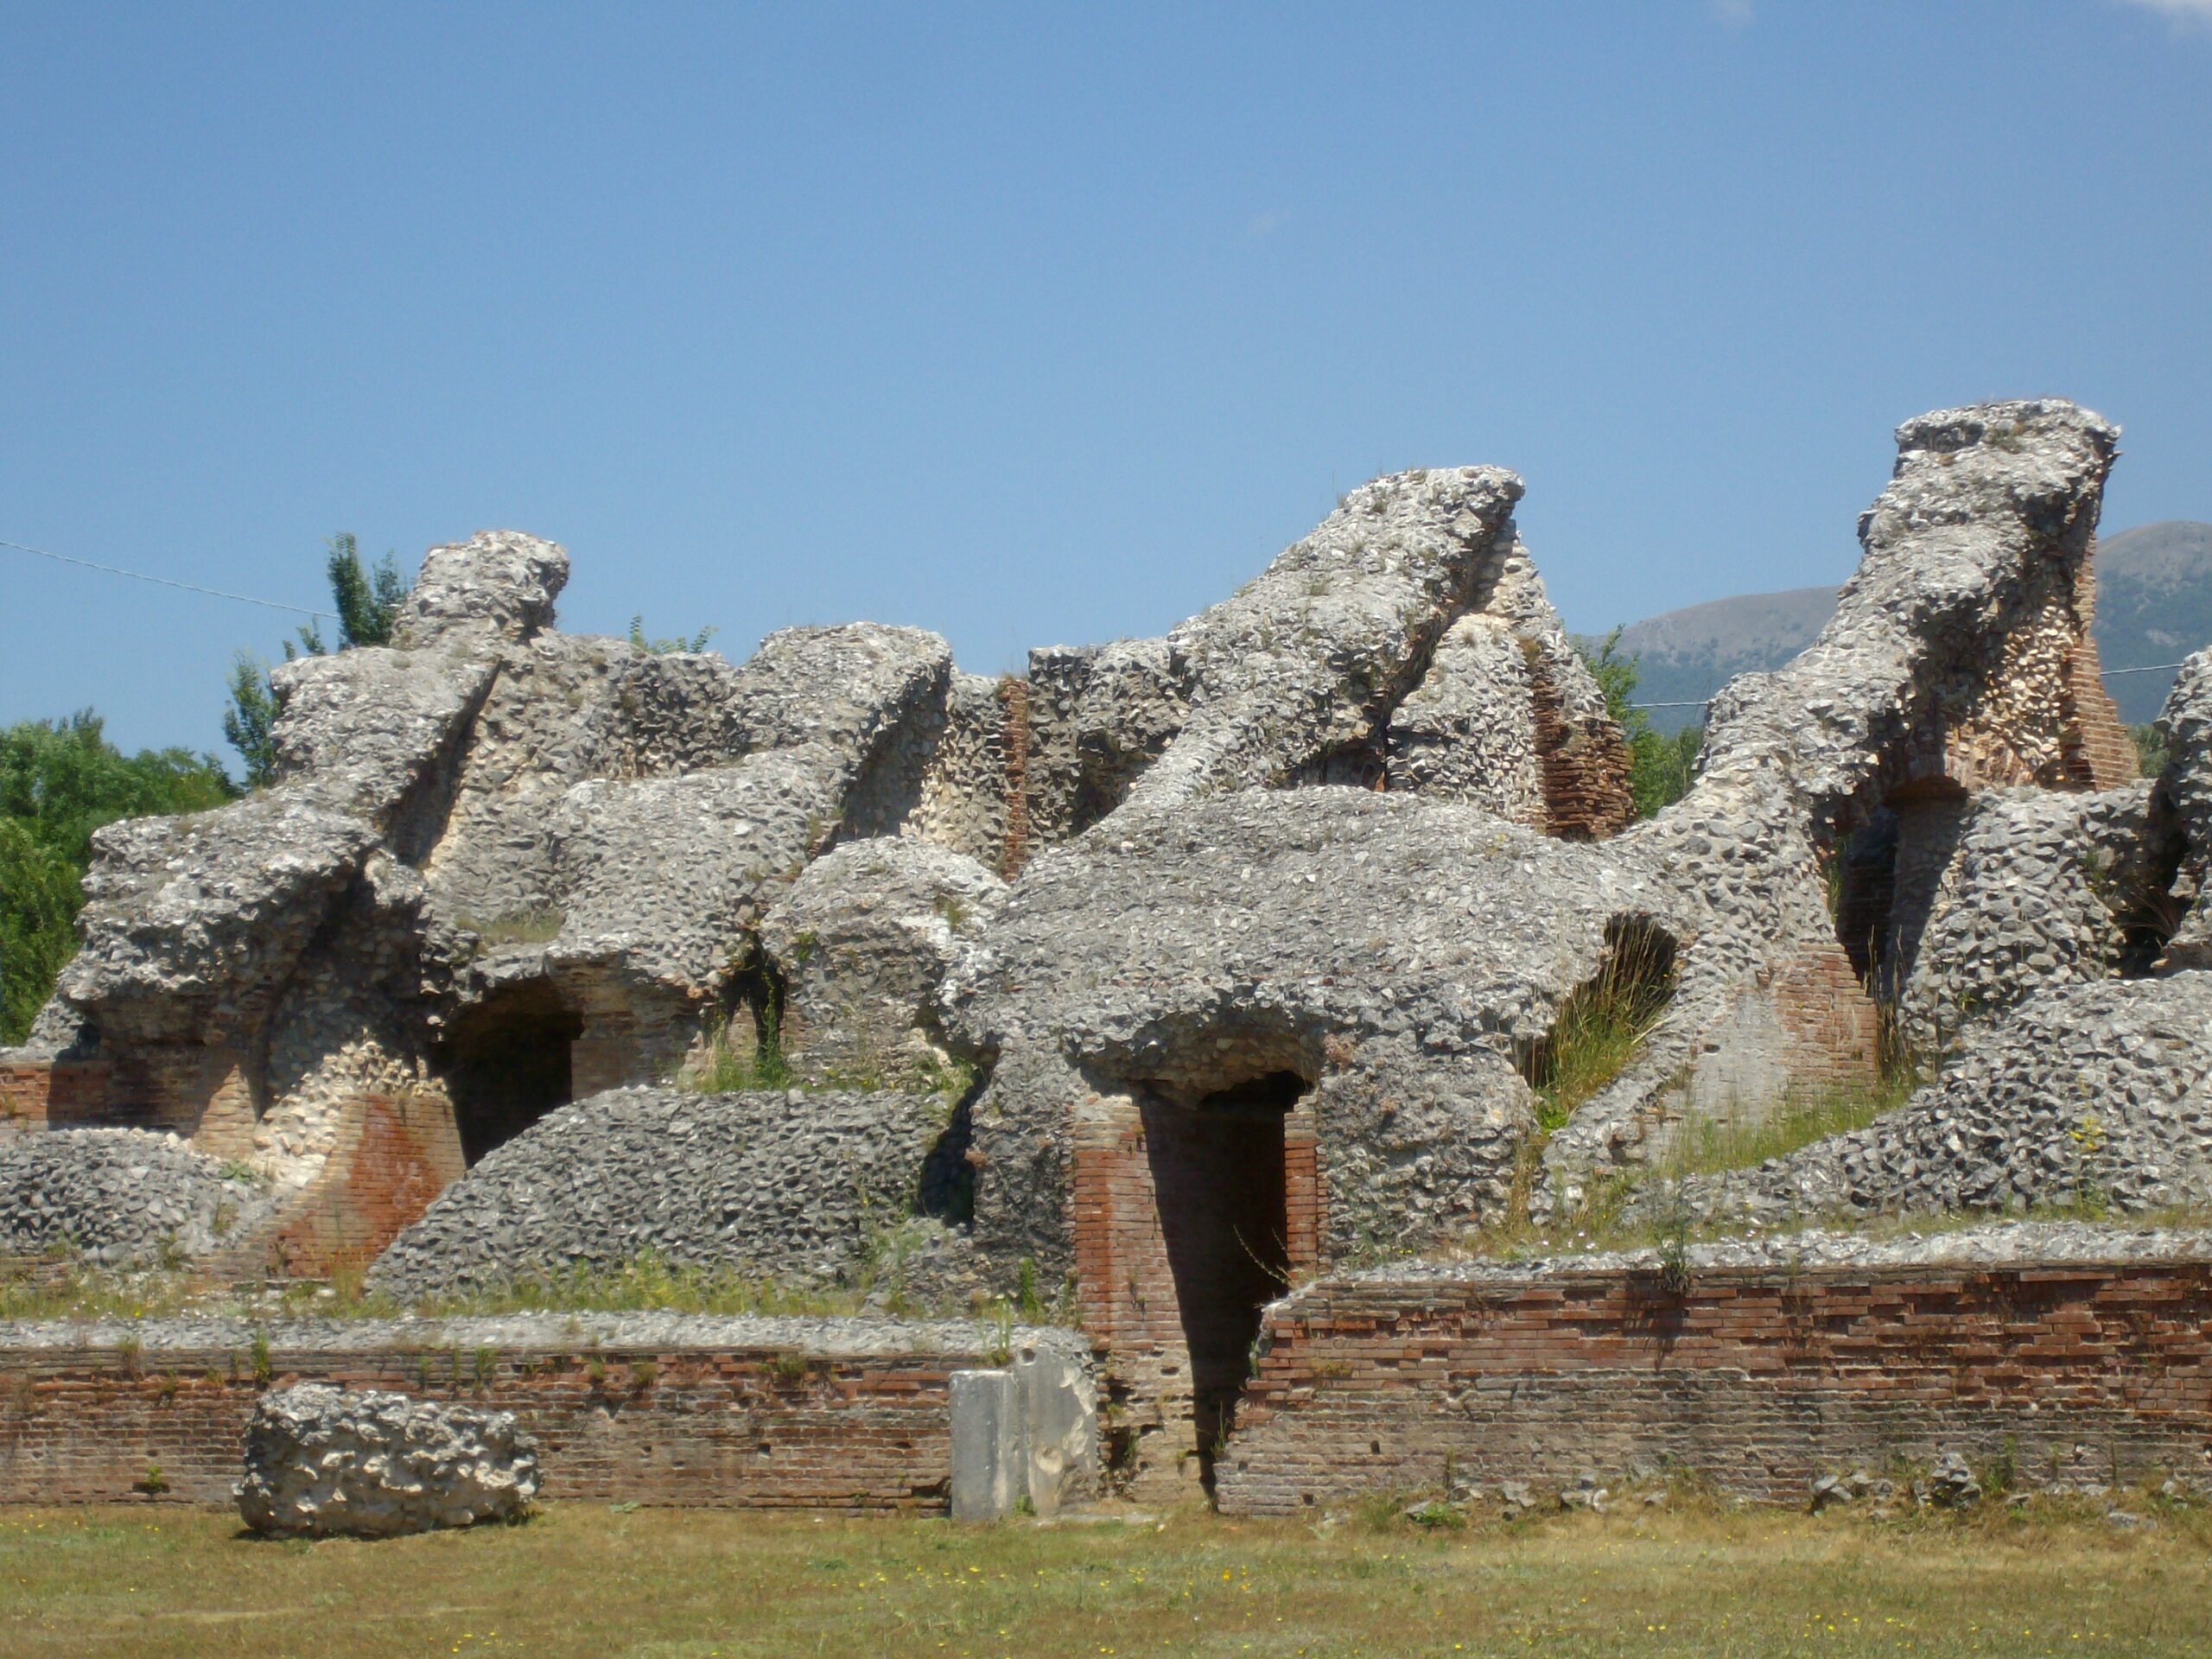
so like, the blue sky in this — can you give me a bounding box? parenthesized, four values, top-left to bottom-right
(3, 1, 2209, 765)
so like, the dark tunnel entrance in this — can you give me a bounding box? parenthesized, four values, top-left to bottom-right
(1142, 1068, 1308, 1490)
(436, 981, 584, 1165)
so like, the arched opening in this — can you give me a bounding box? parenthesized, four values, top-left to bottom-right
(435, 981, 583, 1164)
(1141, 1067, 1309, 1491)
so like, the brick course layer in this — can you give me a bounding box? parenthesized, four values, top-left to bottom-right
(0, 1326, 1011, 1511)
(1216, 1257, 2212, 1515)
(1527, 653, 1635, 842)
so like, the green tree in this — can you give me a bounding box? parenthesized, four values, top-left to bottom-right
(1581, 629, 1703, 820)
(326, 533, 410, 648)
(222, 534, 411, 785)
(0, 820, 80, 1045)
(0, 713, 234, 1043)
(627, 614, 717, 655)
(221, 652, 285, 790)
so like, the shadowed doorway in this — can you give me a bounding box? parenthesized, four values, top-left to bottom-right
(436, 981, 584, 1164)
(1141, 1069, 1306, 1488)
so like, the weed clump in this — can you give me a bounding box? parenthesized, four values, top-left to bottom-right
(1522, 918, 1679, 1133)
(686, 1015, 792, 1094)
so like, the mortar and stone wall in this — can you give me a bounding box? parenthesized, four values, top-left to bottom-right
(366, 1085, 967, 1304)
(0, 1313, 1090, 1513)
(1217, 1226, 2212, 1515)
(8, 1236, 2209, 1522)
(6, 396, 2209, 1529)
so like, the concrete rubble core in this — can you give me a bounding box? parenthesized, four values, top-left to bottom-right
(6, 397, 2212, 1511)
(235, 1381, 540, 1537)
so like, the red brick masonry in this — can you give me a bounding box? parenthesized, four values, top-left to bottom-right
(1216, 1256, 2212, 1514)
(0, 1319, 1039, 1511)
(10, 1261, 2206, 1516)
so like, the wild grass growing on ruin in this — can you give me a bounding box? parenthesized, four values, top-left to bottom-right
(0, 1253, 890, 1325)
(1658, 1071, 1921, 1184)
(684, 1014, 793, 1093)
(1523, 920, 1678, 1133)
(407, 1251, 875, 1319)
(0, 1264, 201, 1322)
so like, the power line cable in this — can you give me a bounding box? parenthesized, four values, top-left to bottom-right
(0, 536, 338, 620)
(1631, 659, 2193, 710)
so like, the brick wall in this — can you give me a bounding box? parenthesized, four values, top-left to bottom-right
(1527, 654, 1635, 842)
(1768, 944, 1883, 1088)
(1216, 1256, 2212, 1515)
(0, 1325, 1027, 1511)
(1073, 1092, 1323, 1497)
(2062, 556, 2139, 790)
(260, 1092, 468, 1278)
(0, 1060, 108, 1130)
(0, 1048, 255, 1141)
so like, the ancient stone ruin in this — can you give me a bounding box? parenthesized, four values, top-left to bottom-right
(7, 397, 2212, 1512)
(236, 1382, 539, 1537)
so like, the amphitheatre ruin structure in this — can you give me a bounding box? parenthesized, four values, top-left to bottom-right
(4, 397, 2212, 1521)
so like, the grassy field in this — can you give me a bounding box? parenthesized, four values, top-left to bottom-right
(3, 1498, 2209, 1658)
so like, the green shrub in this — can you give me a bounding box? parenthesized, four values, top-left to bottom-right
(0, 713, 233, 1042)
(627, 616, 717, 655)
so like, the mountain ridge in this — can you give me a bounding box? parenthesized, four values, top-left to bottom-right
(1584, 521, 2212, 729)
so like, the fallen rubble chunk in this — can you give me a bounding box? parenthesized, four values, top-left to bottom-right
(236, 1382, 538, 1536)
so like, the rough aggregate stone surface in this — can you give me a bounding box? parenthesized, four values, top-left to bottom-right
(0, 1129, 272, 1267)
(6, 396, 2209, 1428)
(760, 836, 1005, 1084)
(1668, 974, 2212, 1224)
(365, 1085, 963, 1302)
(235, 1382, 540, 1537)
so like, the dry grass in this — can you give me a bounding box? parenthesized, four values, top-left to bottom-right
(3, 1497, 2209, 1658)
(1658, 1072, 1919, 1185)
(0, 1249, 975, 1325)
(1525, 921, 1678, 1135)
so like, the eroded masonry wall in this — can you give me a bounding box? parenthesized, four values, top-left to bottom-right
(0, 1319, 1078, 1511)
(1215, 1257, 2212, 1515)
(1072, 1085, 1325, 1494)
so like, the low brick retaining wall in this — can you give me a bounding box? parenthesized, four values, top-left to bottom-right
(0, 1313, 1084, 1511)
(1217, 1247, 2212, 1514)
(11, 1243, 2209, 1517)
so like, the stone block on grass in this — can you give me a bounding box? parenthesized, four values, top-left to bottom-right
(236, 1382, 539, 1537)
